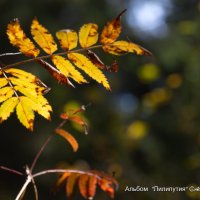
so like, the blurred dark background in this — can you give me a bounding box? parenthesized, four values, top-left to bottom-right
(0, 0, 200, 199)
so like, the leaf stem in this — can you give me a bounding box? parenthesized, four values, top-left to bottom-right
(2, 44, 103, 70)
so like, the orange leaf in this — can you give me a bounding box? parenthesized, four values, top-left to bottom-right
(36, 59, 74, 87)
(88, 176, 97, 199)
(31, 18, 57, 54)
(66, 173, 80, 197)
(98, 178, 115, 198)
(7, 19, 40, 57)
(69, 115, 86, 126)
(55, 128, 79, 152)
(100, 9, 126, 45)
(55, 172, 71, 188)
(60, 112, 69, 120)
(78, 174, 89, 199)
(86, 50, 106, 70)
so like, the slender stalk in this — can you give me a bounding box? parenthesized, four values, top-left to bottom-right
(0, 52, 22, 57)
(0, 166, 23, 176)
(30, 135, 53, 172)
(1, 44, 103, 70)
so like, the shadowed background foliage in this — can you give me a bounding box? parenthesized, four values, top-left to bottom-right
(0, 0, 200, 199)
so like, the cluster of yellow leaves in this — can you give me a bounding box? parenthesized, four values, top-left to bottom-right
(3, 10, 151, 130)
(55, 170, 118, 199)
(0, 68, 51, 130)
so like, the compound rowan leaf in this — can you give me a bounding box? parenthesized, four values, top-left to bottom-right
(0, 97, 18, 123)
(78, 174, 89, 199)
(0, 87, 14, 103)
(56, 29, 78, 50)
(100, 9, 126, 45)
(86, 50, 106, 70)
(88, 176, 97, 199)
(31, 18, 57, 54)
(55, 128, 79, 152)
(66, 173, 80, 197)
(51, 55, 87, 83)
(0, 78, 8, 88)
(16, 96, 35, 131)
(7, 19, 40, 57)
(79, 23, 98, 48)
(36, 59, 75, 87)
(68, 53, 110, 90)
(102, 40, 152, 56)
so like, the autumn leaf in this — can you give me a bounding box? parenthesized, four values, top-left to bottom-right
(51, 55, 87, 84)
(0, 97, 18, 123)
(86, 50, 106, 70)
(78, 174, 89, 199)
(0, 78, 8, 88)
(79, 23, 98, 48)
(100, 9, 126, 45)
(88, 176, 97, 199)
(103, 40, 152, 56)
(56, 29, 78, 51)
(55, 128, 79, 152)
(68, 53, 110, 90)
(55, 172, 71, 188)
(0, 87, 14, 103)
(16, 96, 35, 131)
(36, 59, 75, 87)
(66, 173, 80, 197)
(31, 18, 57, 54)
(98, 178, 115, 198)
(7, 18, 40, 57)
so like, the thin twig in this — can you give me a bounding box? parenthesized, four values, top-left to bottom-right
(0, 52, 22, 57)
(0, 166, 23, 176)
(1, 44, 103, 70)
(30, 135, 53, 172)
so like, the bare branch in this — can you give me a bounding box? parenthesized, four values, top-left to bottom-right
(0, 166, 23, 176)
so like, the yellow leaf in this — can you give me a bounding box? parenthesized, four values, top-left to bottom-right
(16, 96, 35, 131)
(6, 68, 38, 82)
(100, 10, 126, 45)
(31, 18, 57, 54)
(56, 29, 78, 50)
(14, 86, 52, 112)
(102, 41, 152, 56)
(0, 97, 18, 123)
(0, 78, 8, 88)
(0, 87, 14, 103)
(68, 53, 110, 90)
(55, 128, 79, 152)
(7, 19, 40, 57)
(10, 77, 47, 94)
(79, 23, 98, 48)
(51, 55, 87, 84)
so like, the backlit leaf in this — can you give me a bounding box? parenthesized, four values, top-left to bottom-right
(0, 87, 14, 103)
(0, 97, 18, 123)
(7, 19, 40, 57)
(79, 23, 98, 48)
(68, 53, 110, 90)
(55, 172, 71, 188)
(88, 176, 97, 199)
(16, 96, 35, 131)
(56, 29, 78, 50)
(66, 173, 80, 197)
(55, 128, 79, 152)
(100, 9, 126, 44)
(86, 50, 106, 70)
(78, 174, 89, 199)
(102, 40, 152, 56)
(31, 18, 57, 54)
(0, 78, 8, 88)
(36, 59, 75, 87)
(51, 55, 87, 83)
(98, 178, 115, 198)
